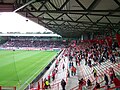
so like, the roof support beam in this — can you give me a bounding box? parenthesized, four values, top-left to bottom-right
(38, 17, 118, 25)
(13, 0, 35, 12)
(29, 4, 37, 11)
(48, 0, 58, 10)
(23, 10, 120, 13)
(48, 23, 107, 28)
(26, 8, 37, 18)
(38, 0, 48, 11)
(87, 0, 101, 10)
(107, 6, 120, 15)
(76, 15, 84, 22)
(19, 11, 120, 17)
(75, 0, 86, 10)
(114, 0, 120, 7)
(105, 16, 116, 33)
(46, 12, 58, 25)
(85, 15, 94, 24)
(37, 12, 45, 17)
(66, 13, 74, 21)
(55, 13, 65, 20)
(83, 16, 104, 31)
(59, 0, 70, 10)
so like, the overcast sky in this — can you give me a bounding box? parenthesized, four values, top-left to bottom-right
(0, 12, 51, 33)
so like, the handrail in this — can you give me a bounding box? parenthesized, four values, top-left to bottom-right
(0, 86, 16, 90)
(70, 78, 120, 90)
(70, 85, 79, 90)
(70, 84, 120, 90)
(70, 73, 105, 90)
(110, 86, 120, 89)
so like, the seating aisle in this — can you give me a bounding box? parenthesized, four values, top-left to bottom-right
(66, 58, 120, 90)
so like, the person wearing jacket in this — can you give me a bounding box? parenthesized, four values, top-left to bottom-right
(61, 79, 66, 90)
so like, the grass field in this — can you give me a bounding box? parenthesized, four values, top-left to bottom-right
(0, 50, 58, 89)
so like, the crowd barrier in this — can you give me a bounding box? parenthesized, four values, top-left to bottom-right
(70, 82, 120, 90)
(0, 86, 16, 90)
(0, 47, 61, 51)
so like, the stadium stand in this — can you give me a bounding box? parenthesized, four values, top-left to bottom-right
(0, 35, 120, 90)
(28, 40, 120, 90)
(2, 40, 65, 48)
(1, 38, 66, 48)
(0, 0, 120, 90)
(65, 41, 120, 90)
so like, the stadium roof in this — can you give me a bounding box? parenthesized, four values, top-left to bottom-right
(0, 0, 120, 38)
(0, 33, 61, 37)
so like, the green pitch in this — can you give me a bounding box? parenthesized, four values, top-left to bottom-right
(0, 50, 58, 89)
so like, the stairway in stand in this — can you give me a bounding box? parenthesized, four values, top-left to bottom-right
(69, 58, 120, 90)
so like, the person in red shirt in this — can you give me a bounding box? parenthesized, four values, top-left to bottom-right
(48, 74, 50, 83)
(113, 75, 120, 90)
(52, 70, 56, 81)
(78, 78, 86, 90)
(109, 67, 115, 84)
(73, 67, 76, 76)
(71, 66, 74, 76)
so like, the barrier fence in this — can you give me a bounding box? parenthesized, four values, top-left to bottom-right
(30, 79, 61, 90)
(0, 86, 16, 90)
(70, 83, 120, 90)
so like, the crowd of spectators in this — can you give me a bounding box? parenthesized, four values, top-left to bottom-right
(1, 39, 67, 48)
(64, 40, 120, 90)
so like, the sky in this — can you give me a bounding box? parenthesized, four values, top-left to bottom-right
(0, 12, 51, 33)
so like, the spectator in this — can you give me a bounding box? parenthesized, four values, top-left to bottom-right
(62, 64, 65, 71)
(44, 79, 50, 89)
(55, 67, 58, 73)
(93, 82, 100, 90)
(87, 79, 92, 86)
(88, 59, 92, 67)
(92, 68, 97, 78)
(78, 78, 86, 90)
(109, 67, 115, 84)
(73, 66, 76, 76)
(61, 79, 66, 90)
(110, 53, 116, 63)
(71, 62, 74, 66)
(69, 62, 72, 69)
(52, 70, 56, 81)
(113, 75, 120, 90)
(104, 74, 109, 86)
(71, 66, 74, 76)
(48, 74, 50, 83)
(1, 39, 66, 48)
(67, 69, 70, 78)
